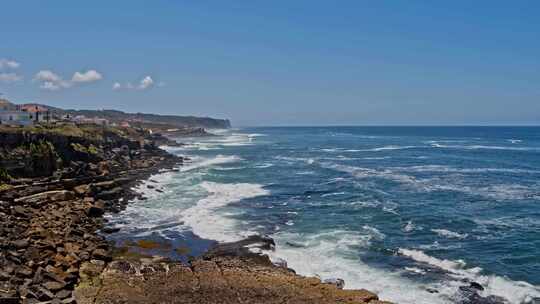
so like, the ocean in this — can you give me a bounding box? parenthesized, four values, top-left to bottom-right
(106, 126, 540, 304)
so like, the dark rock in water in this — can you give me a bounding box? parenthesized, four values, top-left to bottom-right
(459, 285, 506, 304)
(155, 189, 164, 193)
(204, 235, 275, 264)
(96, 187, 123, 200)
(469, 281, 484, 291)
(285, 241, 305, 248)
(146, 184, 155, 189)
(272, 257, 288, 269)
(323, 278, 345, 289)
(102, 227, 120, 234)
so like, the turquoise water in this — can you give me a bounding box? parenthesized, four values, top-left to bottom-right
(108, 127, 540, 304)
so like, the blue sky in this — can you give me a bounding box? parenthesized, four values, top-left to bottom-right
(1, 1, 539, 126)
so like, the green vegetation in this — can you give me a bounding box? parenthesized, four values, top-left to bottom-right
(0, 167, 12, 182)
(0, 123, 134, 142)
(0, 183, 12, 192)
(29, 140, 56, 157)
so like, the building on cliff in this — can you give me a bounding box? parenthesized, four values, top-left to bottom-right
(0, 100, 52, 125)
(0, 99, 32, 125)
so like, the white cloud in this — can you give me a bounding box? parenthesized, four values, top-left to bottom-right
(0, 73, 22, 83)
(139, 76, 154, 90)
(0, 59, 20, 69)
(113, 75, 157, 91)
(34, 69, 102, 91)
(34, 70, 62, 83)
(72, 70, 103, 83)
(34, 70, 71, 91)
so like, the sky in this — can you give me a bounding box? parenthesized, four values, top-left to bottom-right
(0, 1, 539, 126)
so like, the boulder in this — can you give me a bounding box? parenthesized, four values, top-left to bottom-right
(96, 187, 123, 200)
(11, 239, 29, 249)
(73, 184, 90, 196)
(43, 281, 66, 292)
(92, 249, 111, 261)
(86, 201, 105, 217)
(14, 190, 74, 205)
(11, 205, 28, 217)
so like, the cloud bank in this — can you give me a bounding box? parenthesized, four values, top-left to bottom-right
(34, 69, 103, 91)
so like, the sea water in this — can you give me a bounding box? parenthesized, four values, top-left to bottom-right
(106, 127, 540, 304)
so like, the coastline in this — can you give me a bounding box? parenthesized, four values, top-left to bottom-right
(0, 126, 391, 304)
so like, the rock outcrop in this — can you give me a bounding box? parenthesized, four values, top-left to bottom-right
(0, 124, 181, 303)
(75, 249, 391, 304)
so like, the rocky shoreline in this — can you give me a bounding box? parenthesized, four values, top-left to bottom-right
(0, 124, 391, 304)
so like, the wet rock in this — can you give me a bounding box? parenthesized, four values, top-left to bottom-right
(272, 257, 288, 268)
(204, 235, 275, 262)
(96, 187, 123, 200)
(323, 278, 345, 289)
(469, 281, 484, 291)
(101, 227, 120, 234)
(86, 201, 105, 217)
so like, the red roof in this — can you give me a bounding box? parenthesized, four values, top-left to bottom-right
(21, 105, 48, 113)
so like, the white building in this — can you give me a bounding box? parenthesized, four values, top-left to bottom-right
(0, 110, 33, 126)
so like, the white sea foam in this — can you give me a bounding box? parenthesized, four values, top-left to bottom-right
(431, 229, 468, 239)
(362, 156, 391, 160)
(266, 231, 448, 304)
(370, 145, 417, 151)
(181, 155, 242, 172)
(430, 143, 539, 151)
(405, 267, 427, 275)
(362, 225, 385, 240)
(392, 165, 540, 175)
(322, 161, 539, 200)
(343, 146, 417, 152)
(398, 248, 540, 303)
(321, 192, 346, 197)
(181, 181, 270, 242)
(403, 221, 417, 232)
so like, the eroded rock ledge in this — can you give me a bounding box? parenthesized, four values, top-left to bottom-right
(75, 238, 391, 304)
